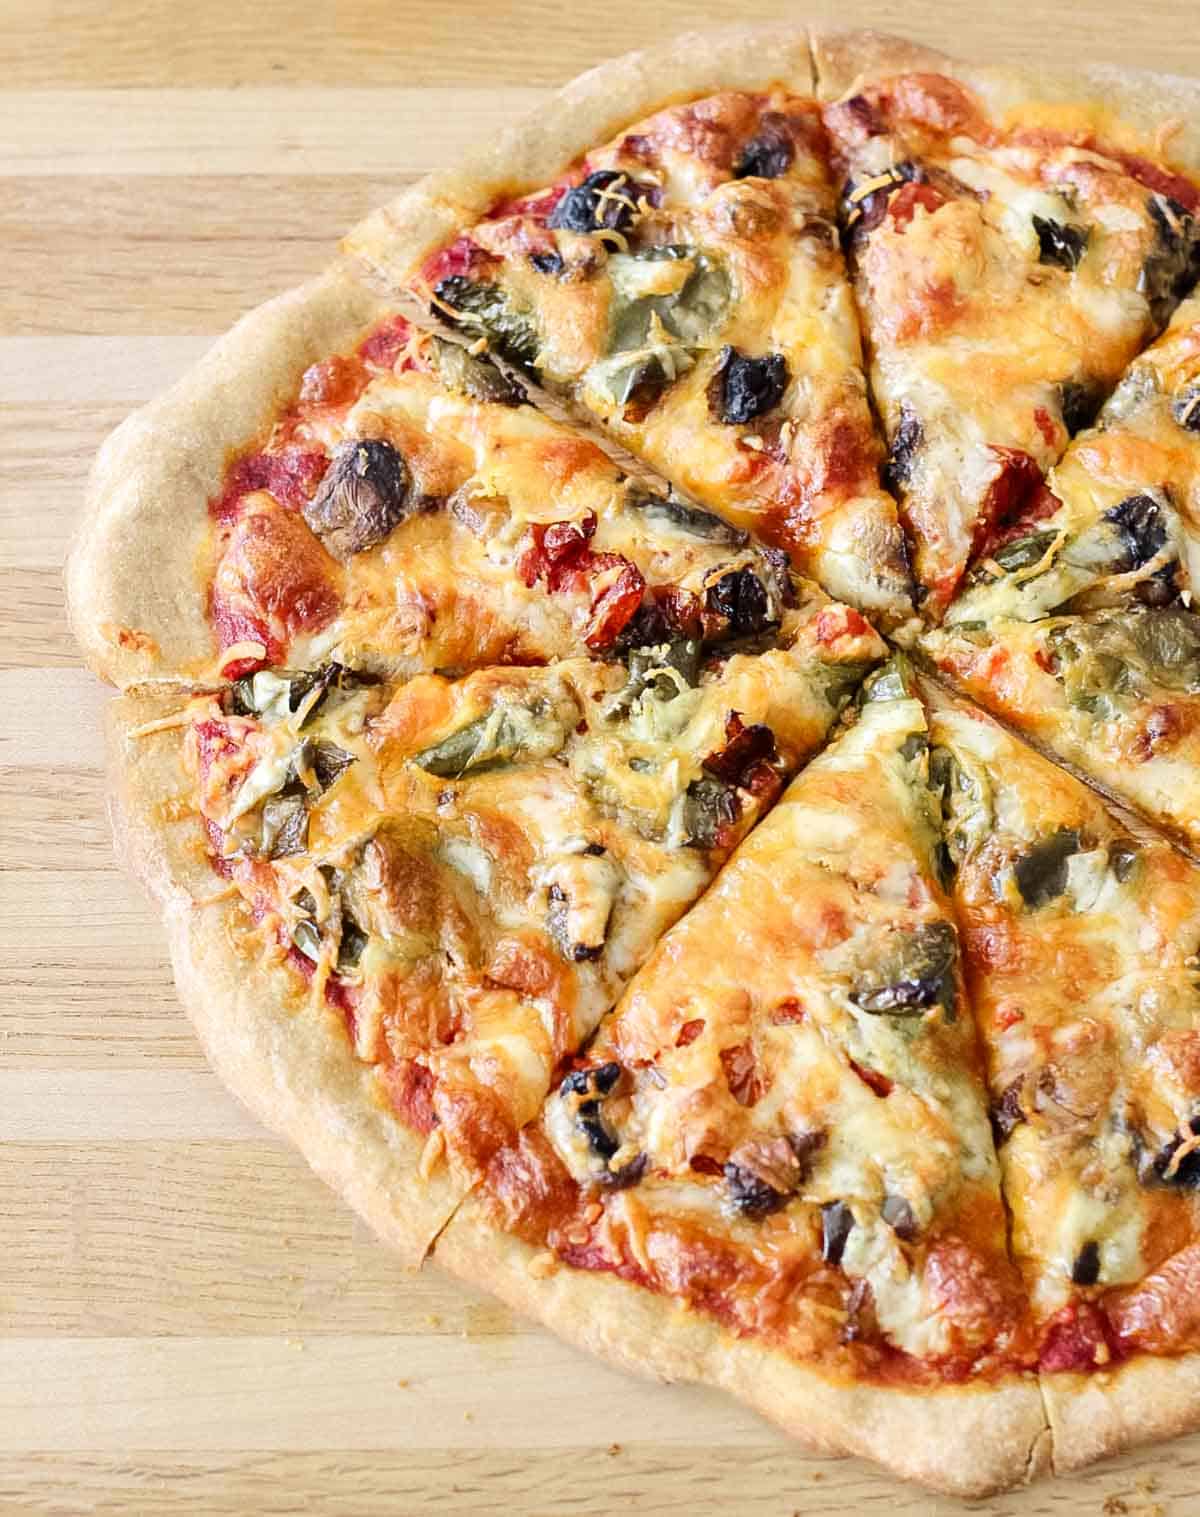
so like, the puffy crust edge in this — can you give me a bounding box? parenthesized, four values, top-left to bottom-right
(812, 29, 1200, 169)
(432, 1197, 1051, 1498)
(343, 24, 816, 287)
(107, 687, 468, 1266)
(66, 262, 388, 690)
(1042, 1355, 1200, 1476)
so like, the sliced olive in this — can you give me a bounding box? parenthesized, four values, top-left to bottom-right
(882, 404, 922, 493)
(881, 1194, 918, 1241)
(682, 776, 740, 850)
(704, 567, 773, 637)
(1033, 215, 1089, 271)
(733, 117, 795, 180)
(1058, 378, 1104, 435)
(259, 793, 307, 859)
(707, 346, 789, 425)
(432, 275, 540, 370)
(630, 492, 747, 546)
(821, 1200, 854, 1265)
(560, 1062, 622, 1099)
(546, 882, 605, 963)
(1172, 383, 1200, 433)
(1147, 1115, 1200, 1188)
(723, 1161, 788, 1218)
(337, 917, 368, 972)
(1071, 1240, 1101, 1286)
(1014, 828, 1081, 908)
(559, 1063, 623, 1162)
(529, 250, 565, 276)
(989, 1079, 1026, 1147)
(1104, 494, 1168, 570)
(600, 1151, 647, 1190)
(851, 921, 957, 1016)
(1142, 195, 1200, 329)
(303, 440, 412, 561)
(548, 169, 645, 235)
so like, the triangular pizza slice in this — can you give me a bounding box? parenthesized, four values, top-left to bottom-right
(360, 89, 913, 628)
(819, 42, 1200, 617)
(109, 605, 883, 1251)
(429, 660, 1045, 1494)
(927, 685, 1200, 1471)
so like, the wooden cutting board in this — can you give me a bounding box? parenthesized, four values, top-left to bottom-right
(6, 1, 1200, 1510)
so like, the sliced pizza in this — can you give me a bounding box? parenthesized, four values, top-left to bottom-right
(146, 595, 883, 1197)
(360, 89, 913, 628)
(428, 658, 1043, 1492)
(927, 685, 1200, 1469)
(819, 46, 1200, 617)
(946, 292, 1200, 627)
(920, 606, 1200, 851)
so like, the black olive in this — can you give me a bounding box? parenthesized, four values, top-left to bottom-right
(583, 842, 607, 857)
(723, 1161, 788, 1218)
(733, 117, 795, 180)
(1071, 1240, 1101, 1286)
(560, 1062, 621, 1099)
(1032, 215, 1089, 271)
(1135, 568, 1181, 608)
(821, 1200, 854, 1265)
(303, 439, 412, 561)
(1172, 383, 1200, 433)
(547, 169, 643, 235)
(706, 346, 790, 425)
(1142, 195, 1200, 329)
(600, 1151, 647, 1190)
(1149, 1116, 1200, 1188)
(839, 160, 920, 242)
(1104, 494, 1168, 570)
(546, 882, 605, 963)
(881, 1194, 918, 1241)
(681, 776, 741, 850)
(882, 404, 923, 493)
(1014, 828, 1082, 908)
(989, 1079, 1026, 1147)
(1058, 378, 1104, 436)
(578, 1107, 619, 1161)
(530, 250, 565, 276)
(337, 917, 368, 972)
(704, 567, 773, 637)
(1108, 840, 1140, 883)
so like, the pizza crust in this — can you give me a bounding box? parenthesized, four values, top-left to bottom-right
(1041, 1354, 1200, 1475)
(812, 29, 1200, 169)
(344, 24, 816, 289)
(67, 263, 387, 690)
(433, 1197, 1051, 1498)
(107, 688, 470, 1266)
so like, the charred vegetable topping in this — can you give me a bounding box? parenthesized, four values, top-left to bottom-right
(702, 712, 779, 790)
(706, 345, 789, 425)
(548, 169, 648, 235)
(543, 849, 618, 963)
(840, 160, 921, 238)
(337, 917, 368, 971)
(1033, 215, 1089, 271)
(1142, 195, 1200, 329)
(881, 1194, 918, 1241)
(821, 1200, 855, 1265)
(630, 492, 747, 546)
(412, 699, 569, 778)
(606, 639, 702, 720)
(303, 439, 412, 560)
(1071, 1240, 1101, 1286)
(559, 1062, 623, 1161)
(529, 249, 565, 276)
(883, 404, 923, 493)
(988, 531, 1058, 575)
(259, 793, 308, 859)
(430, 335, 526, 406)
(851, 921, 957, 1017)
(291, 918, 323, 962)
(547, 884, 602, 962)
(1058, 378, 1104, 436)
(723, 1134, 821, 1219)
(1014, 828, 1082, 908)
(989, 1079, 1026, 1147)
(704, 567, 774, 638)
(682, 776, 741, 850)
(1145, 1115, 1200, 1188)
(1130, 606, 1200, 681)
(1172, 383, 1200, 433)
(1104, 493, 1168, 570)
(231, 662, 378, 724)
(432, 275, 540, 371)
(732, 117, 795, 180)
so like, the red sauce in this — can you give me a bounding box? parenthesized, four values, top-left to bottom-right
(207, 590, 280, 678)
(383, 1060, 439, 1136)
(420, 235, 493, 289)
(1038, 1301, 1120, 1373)
(888, 180, 948, 230)
(485, 183, 569, 222)
(849, 1058, 894, 1098)
(814, 605, 873, 646)
(209, 445, 328, 524)
(357, 314, 416, 370)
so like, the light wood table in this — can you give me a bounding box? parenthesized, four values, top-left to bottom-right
(4, 2, 1200, 1510)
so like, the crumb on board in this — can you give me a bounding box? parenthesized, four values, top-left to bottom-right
(607, 1443, 621, 1457)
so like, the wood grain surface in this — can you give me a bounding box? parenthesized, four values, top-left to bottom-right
(5, 1, 1200, 1511)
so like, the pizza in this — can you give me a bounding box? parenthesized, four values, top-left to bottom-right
(65, 25, 1200, 1498)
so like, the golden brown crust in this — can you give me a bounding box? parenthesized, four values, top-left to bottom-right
(434, 1198, 1050, 1498)
(67, 263, 387, 689)
(1042, 1355, 1200, 1475)
(812, 29, 1200, 168)
(344, 25, 816, 288)
(107, 689, 468, 1265)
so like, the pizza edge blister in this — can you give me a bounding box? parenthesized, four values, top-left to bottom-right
(66, 26, 1200, 1496)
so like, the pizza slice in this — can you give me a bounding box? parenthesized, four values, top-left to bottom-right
(429, 659, 1045, 1495)
(818, 37, 1200, 617)
(927, 684, 1200, 1473)
(71, 265, 857, 691)
(946, 292, 1200, 627)
(920, 606, 1200, 850)
(114, 599, 884, 1242)
(350, 89, 914, 628)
